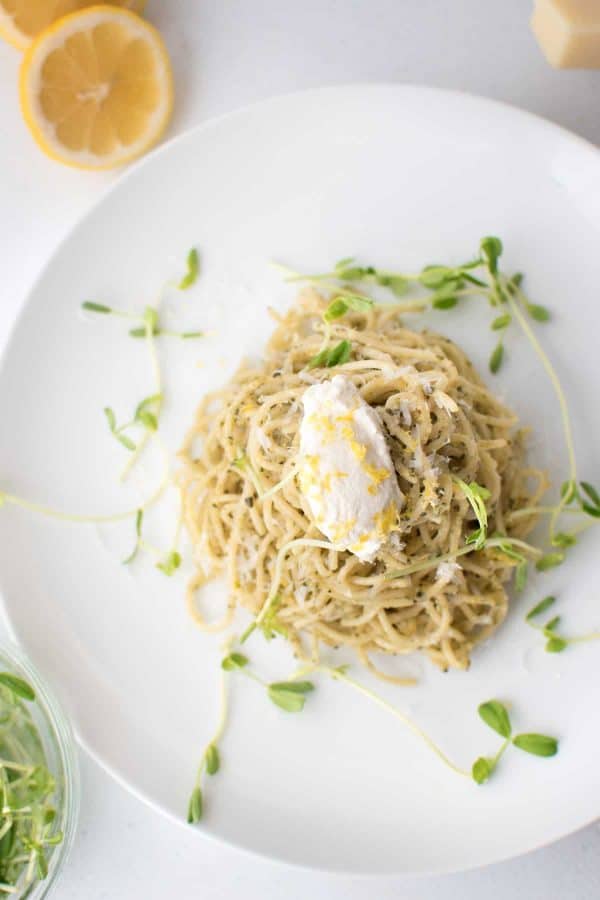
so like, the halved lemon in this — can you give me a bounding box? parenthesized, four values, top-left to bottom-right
(20, 6, 173, 169)
(0, 0, 146, 50)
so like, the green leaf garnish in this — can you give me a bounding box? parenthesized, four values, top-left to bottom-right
(478, 700, 512, 738)
(455, 479, 490, 548)
(472, 756, 492, 784)
(129, 326, 161, 338)
(134, 393, 162, 432)
(480, 236, 503, 275)
(0, 673, 35, 702)
(515, 561, 528, 592)
(308, 339, 352, 369)
(543, 615, 561, 634)
(82, 301, 112, 314)
(431, 293, 459, 310)
(545, 636, 568, 653)
(580, 481, 600, 507)
(156, 551, 181, 576)
(526, 595, 556, 621)
(491, 313, 511, 331)
(205, 744, 220, 776)
(560, 480, 578, 503)
(527, 304, 550, 322)
(187, 786, 203, 823)
(179, 248, 200, 290)
(103, 407, 136, 451)
(221, 653, 248, 671)
(420, 265, 453, 288)
(267, 680, 314, 713)
(259, 595, 287, 640)
(582, 503, 600, 519)
(489, 341, 504, 373)
(323, 297, 349, 321)
(512, 734, 558, 757)
(552, 532, 577, 548)
(143, 307, 159, 332)
(375, 274, 409, 296)
(536, 553, 565, 572)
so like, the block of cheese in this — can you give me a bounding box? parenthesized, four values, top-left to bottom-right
(531, 0, 600, 68)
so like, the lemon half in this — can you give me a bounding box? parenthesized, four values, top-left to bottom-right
(0, 0, 146, 50)
(20, 5, 173, 169)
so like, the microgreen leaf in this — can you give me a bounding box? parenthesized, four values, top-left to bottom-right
(526, 596, 556, 621)
(582, 503, 600, 519)
(334, 256, 355, 269)
(117, 434, 136, 451)
(580, 482, 600, 508)
(432, 294, 459, 310)
(515, 561, 528, 592)
(561, 480, 578, 503)
(343, 294, 374, 313)
(419, 265, 452, 288)
(545, 636, 568, 653)
(478, 700, 512, 738)
(544, 615, 561, 633)
(480, 236, 503, 275)
(552, 532, 577, 548)
(205, 744, 220, 776)
(536, 553, 565, 572)
(221, 653, 248, 671)
(104, 406, 136, 451)
(375, 274, 409, 296)
(491, 314, 511, 331)
(472, 756, 493, 784)
(134, 394, 162, 421)
(455, 479, 490, 547)
(512, 734, 558, 757)
(156, 551, 181, 576)
(527, 304, 551, 323)
(137, 411, 158, 430)
(182, 331, 204, 339)
(187, 786, 203, 824)
(104, 407, 117, 432)
(82, 301, 112, 314)
(323, 298, 348, 321)
(129, 326, 161, 338)
(267, 680, 314, 713)
(309, 339, 352, 369)
(489, 342, 504, 374)
(144, 307, 159, 332)
(0, 673, 35, 702)
(327, 339, 351, 367)
(179, 248, 200, 290)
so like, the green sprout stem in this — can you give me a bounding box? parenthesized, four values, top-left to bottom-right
(385, 536, 541, 580)
(290, 663, 470, 777)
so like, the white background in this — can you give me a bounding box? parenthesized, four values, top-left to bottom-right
(1, 1, 599, 897)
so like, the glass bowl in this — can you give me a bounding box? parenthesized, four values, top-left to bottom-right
(0, 644, 79, 898)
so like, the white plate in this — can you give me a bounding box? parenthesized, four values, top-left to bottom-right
(0, 86, 599, 875)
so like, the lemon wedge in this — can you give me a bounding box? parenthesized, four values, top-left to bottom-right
(20, 5, 173, 169)
(0, 0, 146, 50)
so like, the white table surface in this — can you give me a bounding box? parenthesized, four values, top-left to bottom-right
(1, 0, 599, 896)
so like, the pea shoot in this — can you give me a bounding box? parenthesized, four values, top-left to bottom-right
(0, 674, 64, 892)
(472, 699, 558, 784)
(525, 596, 600, 653)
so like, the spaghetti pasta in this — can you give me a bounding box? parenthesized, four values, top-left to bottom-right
(179, 289, 546, 674)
